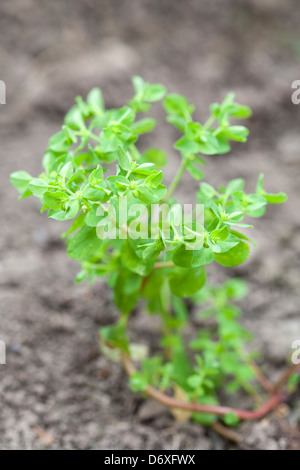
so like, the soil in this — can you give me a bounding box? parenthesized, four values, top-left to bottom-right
(0, 0, 300, 450)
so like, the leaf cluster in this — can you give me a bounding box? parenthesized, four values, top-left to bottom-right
(11, 77, 287, 427)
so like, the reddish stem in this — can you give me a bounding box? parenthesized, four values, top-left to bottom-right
(121, 353, 287, 422)
(248, 360, 274, 394)
(211, 422, 242, 443)
(146, 383, 285, 421)
(273, 363, 300, 393)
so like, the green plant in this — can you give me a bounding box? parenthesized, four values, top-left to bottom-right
(10, 77, 299, 436)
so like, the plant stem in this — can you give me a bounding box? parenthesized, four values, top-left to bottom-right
(249, 360, 274, 395)
(211, 422, 242, 443)
(239, 349, 274, 395)
(120, 352, 286, 421)
(84, 130, 101, 144)
(273, 363, 300, 393)
(163, 159, 188, 201)
(154, 261, 175, 269)
(203, 115, 216, 131)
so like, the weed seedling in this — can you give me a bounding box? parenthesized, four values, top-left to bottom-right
(11, 77, 299, 434)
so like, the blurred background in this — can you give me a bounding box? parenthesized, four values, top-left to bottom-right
(0, 0, 300, 450)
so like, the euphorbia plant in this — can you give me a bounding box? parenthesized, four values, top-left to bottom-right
(11, 77, 299, 435)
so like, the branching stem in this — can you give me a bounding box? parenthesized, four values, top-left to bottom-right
(163, 159, 188, 201)
(273, 363, 300, 393)
(120, 352, 296, 423)
(154, 261, 175, 269)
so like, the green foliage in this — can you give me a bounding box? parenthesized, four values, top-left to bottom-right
(100, 318, 129, 353)
(11, 77, 287, 428)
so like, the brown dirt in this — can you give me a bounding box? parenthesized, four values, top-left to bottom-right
(0, 0, 300, 450)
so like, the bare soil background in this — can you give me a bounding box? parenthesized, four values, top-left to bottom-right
(0, 0, 300, 450)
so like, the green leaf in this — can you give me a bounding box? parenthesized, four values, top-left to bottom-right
(113, 269, 142, 314)
(131, 77, 166, 108)
(210, 226, 229, 243)
(264, 192, 287, 204)
(10, 171, 32, 194)
(192, 248, 215, 267)
(216, 234, 240, 253)
(215, 241, 250, 267)
(169, 266, 206, 297)
(132, 76, 146, 96)
(118, 146, 132, 171)
(220, 125, 249, 142)
(144, 84, 166, 102)
(61, 213, 85, 238)
(100, 318, 129, 353)
(164, 93, 194, 119)
(89, 165, 104, 186)
(140, 149, 167, 168)
(214, 137, 231, 154)
(48, 199, 80, 221)
(170, 341, 193, 387)
(166, 115, 186, 132)
(87, 87, 104, 114)
(230, 104, 252, 119)
(244, 194, 267, 214)
(43, 191, 68, 210)
(196, 133, 220, 155)
(18, 188, 33, 199)
(186, 161, 204, 180)
(145, 171, 164, 188)
(230, 229, 257, 247)
(287, 373, 300, 393)
(29, 178, 48, 197)
(131, 118, 156, 135)
(192, 396, 218, 426)
(223, 412, 240, 427)
(175, 136, 202, 157)
(225, 178, 245, 194)
(75, 270, 88, 284)
(198, 182, 217, 199)
(85, 204, 105, 227)
(224, 220, 253, 228)
(256, 173, 287, 204)
(172, 244, 214, 269)
(84, 186, 110, 202)
(256, 173, 264, 193)
(65, 106, 85, 130)
(67, 226, 101, 260)
(172, 297, 188, 326)
(224, 278, 248, 300)
(48, 130, 70, 153)
(131, 162, 156, 176)
(172, 244, 194, 268)
(60, 161, 74, 180)
(100, 121, 136, 154)
(143, 272, 170, 314)
(67, 168, 85, 186)
(121, 240, 154, 276)
(187, 374, 202, 389)
(136, 184, 167, 204)
(130, 372, 148, 392)
(107, 175, 130, 195)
